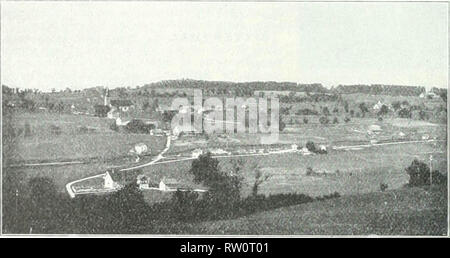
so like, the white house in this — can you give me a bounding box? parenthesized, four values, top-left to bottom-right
(300, 147, 312, 155)
(210, 148, 229, 155)
(159, 178, 179, 191)
(107, 107, 120, 119)
(318, 145, 327, 152)
(291, 144, 298, 150)
(103, 171, 117, 190)
(368, 124, 382, 134)
(130, 143, 149, 155)
(115, 117, 131, 126)
(373, 101, 384, 110)
(137, 175, 150, 190)
(192, 148, 203, 158)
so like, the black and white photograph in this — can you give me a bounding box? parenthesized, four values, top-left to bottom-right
(0, 0, 448, 239)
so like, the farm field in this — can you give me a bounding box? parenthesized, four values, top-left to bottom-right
(6, 112, 166, 163)
(5, 108, 446, 204)
(169, 117, 446, 153)
(9, 132, 444, 199)
(169, 186, 447, 235)
(142, 140, 446, 199)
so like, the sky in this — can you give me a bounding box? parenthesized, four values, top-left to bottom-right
(1, 2, 448, 91)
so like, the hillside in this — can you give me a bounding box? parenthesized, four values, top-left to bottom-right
(167, 186, 447, 235)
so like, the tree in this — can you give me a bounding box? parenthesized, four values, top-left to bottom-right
(94, 105, 111, 117)
(306, 167, 315, 176)
(303, 117, 309, 124)
(322, 107, 330, 116)
(105, 183, 151, 233)
(398, 108, 411, 118)
(305, 141, 316, 153)
(358, 103, 369, 117)
(343, 101, 349, 113)
(50, 125, 62, 135)
(189, 153, 243, 216)
(319, 116, 330, 124)
(405, 159, 446, 187)
(55, 101, 66, 113)
(392, 101, 401, 111)
(279, 116, 286, 132)
(251, 164, 270, 196)
(24, 122, 32, 137)
(377, 104, 389, 116)
(110, 121, 119, 132)
(332, 117, 338, 124)
(439, 91, 447, 102)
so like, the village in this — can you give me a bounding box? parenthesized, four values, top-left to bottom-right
(54, 85, 445, 201)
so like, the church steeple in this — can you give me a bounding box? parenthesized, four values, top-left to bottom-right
(104, 87, 110, 106)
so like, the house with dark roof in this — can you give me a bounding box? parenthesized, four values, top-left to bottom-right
(103, 168, 141, 190)
(110, 99, 134, 111)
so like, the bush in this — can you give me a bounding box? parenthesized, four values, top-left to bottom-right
(398, 108, 412, 118)
(303, 117, 309, 124)
(94, 105, 110, 117)
(332, 117, 338, 124)
(50, 125, 62, 135)
(306, 167, 314, 176)
(77, 126, 89, 134)
(305, 141, 316, 153)
(380, 183, 388, 192)
(110, 122, 119, 132)
(125, 119, 154, 134)
(319, 116, 330, 124)
(24, 122, 32, 137)
(315, 192, 340, 201)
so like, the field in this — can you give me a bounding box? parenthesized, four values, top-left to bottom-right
(3, 112, 167, 194)
(168, 186, 447, 235)
(7, 112, 166, 163)
(144, 140, 446, 199)
(5, 111, 446, 201)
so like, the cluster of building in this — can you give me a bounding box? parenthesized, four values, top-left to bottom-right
(188, 143, 327, 158)
(102, 169, 207, 193)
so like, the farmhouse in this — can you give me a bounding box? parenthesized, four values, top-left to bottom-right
(372, 101, 384, 110)
(103, 168, 141, 190)
(110, 99, 134, 112)
(192, 148, 203, 158)
(159, 178, 179, 191)
(318, 145, 327, 152)
(103, 171, 120, 190)
(368, 124, 382, 134)
(210, 148, 229, 155)
(300, 147, 312, 155)
(137, 175, 151, 189)
(420, 90, 438, 99)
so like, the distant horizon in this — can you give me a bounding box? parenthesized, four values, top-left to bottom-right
(1, 2, 448, 91)
(2, 77, 445, 93)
